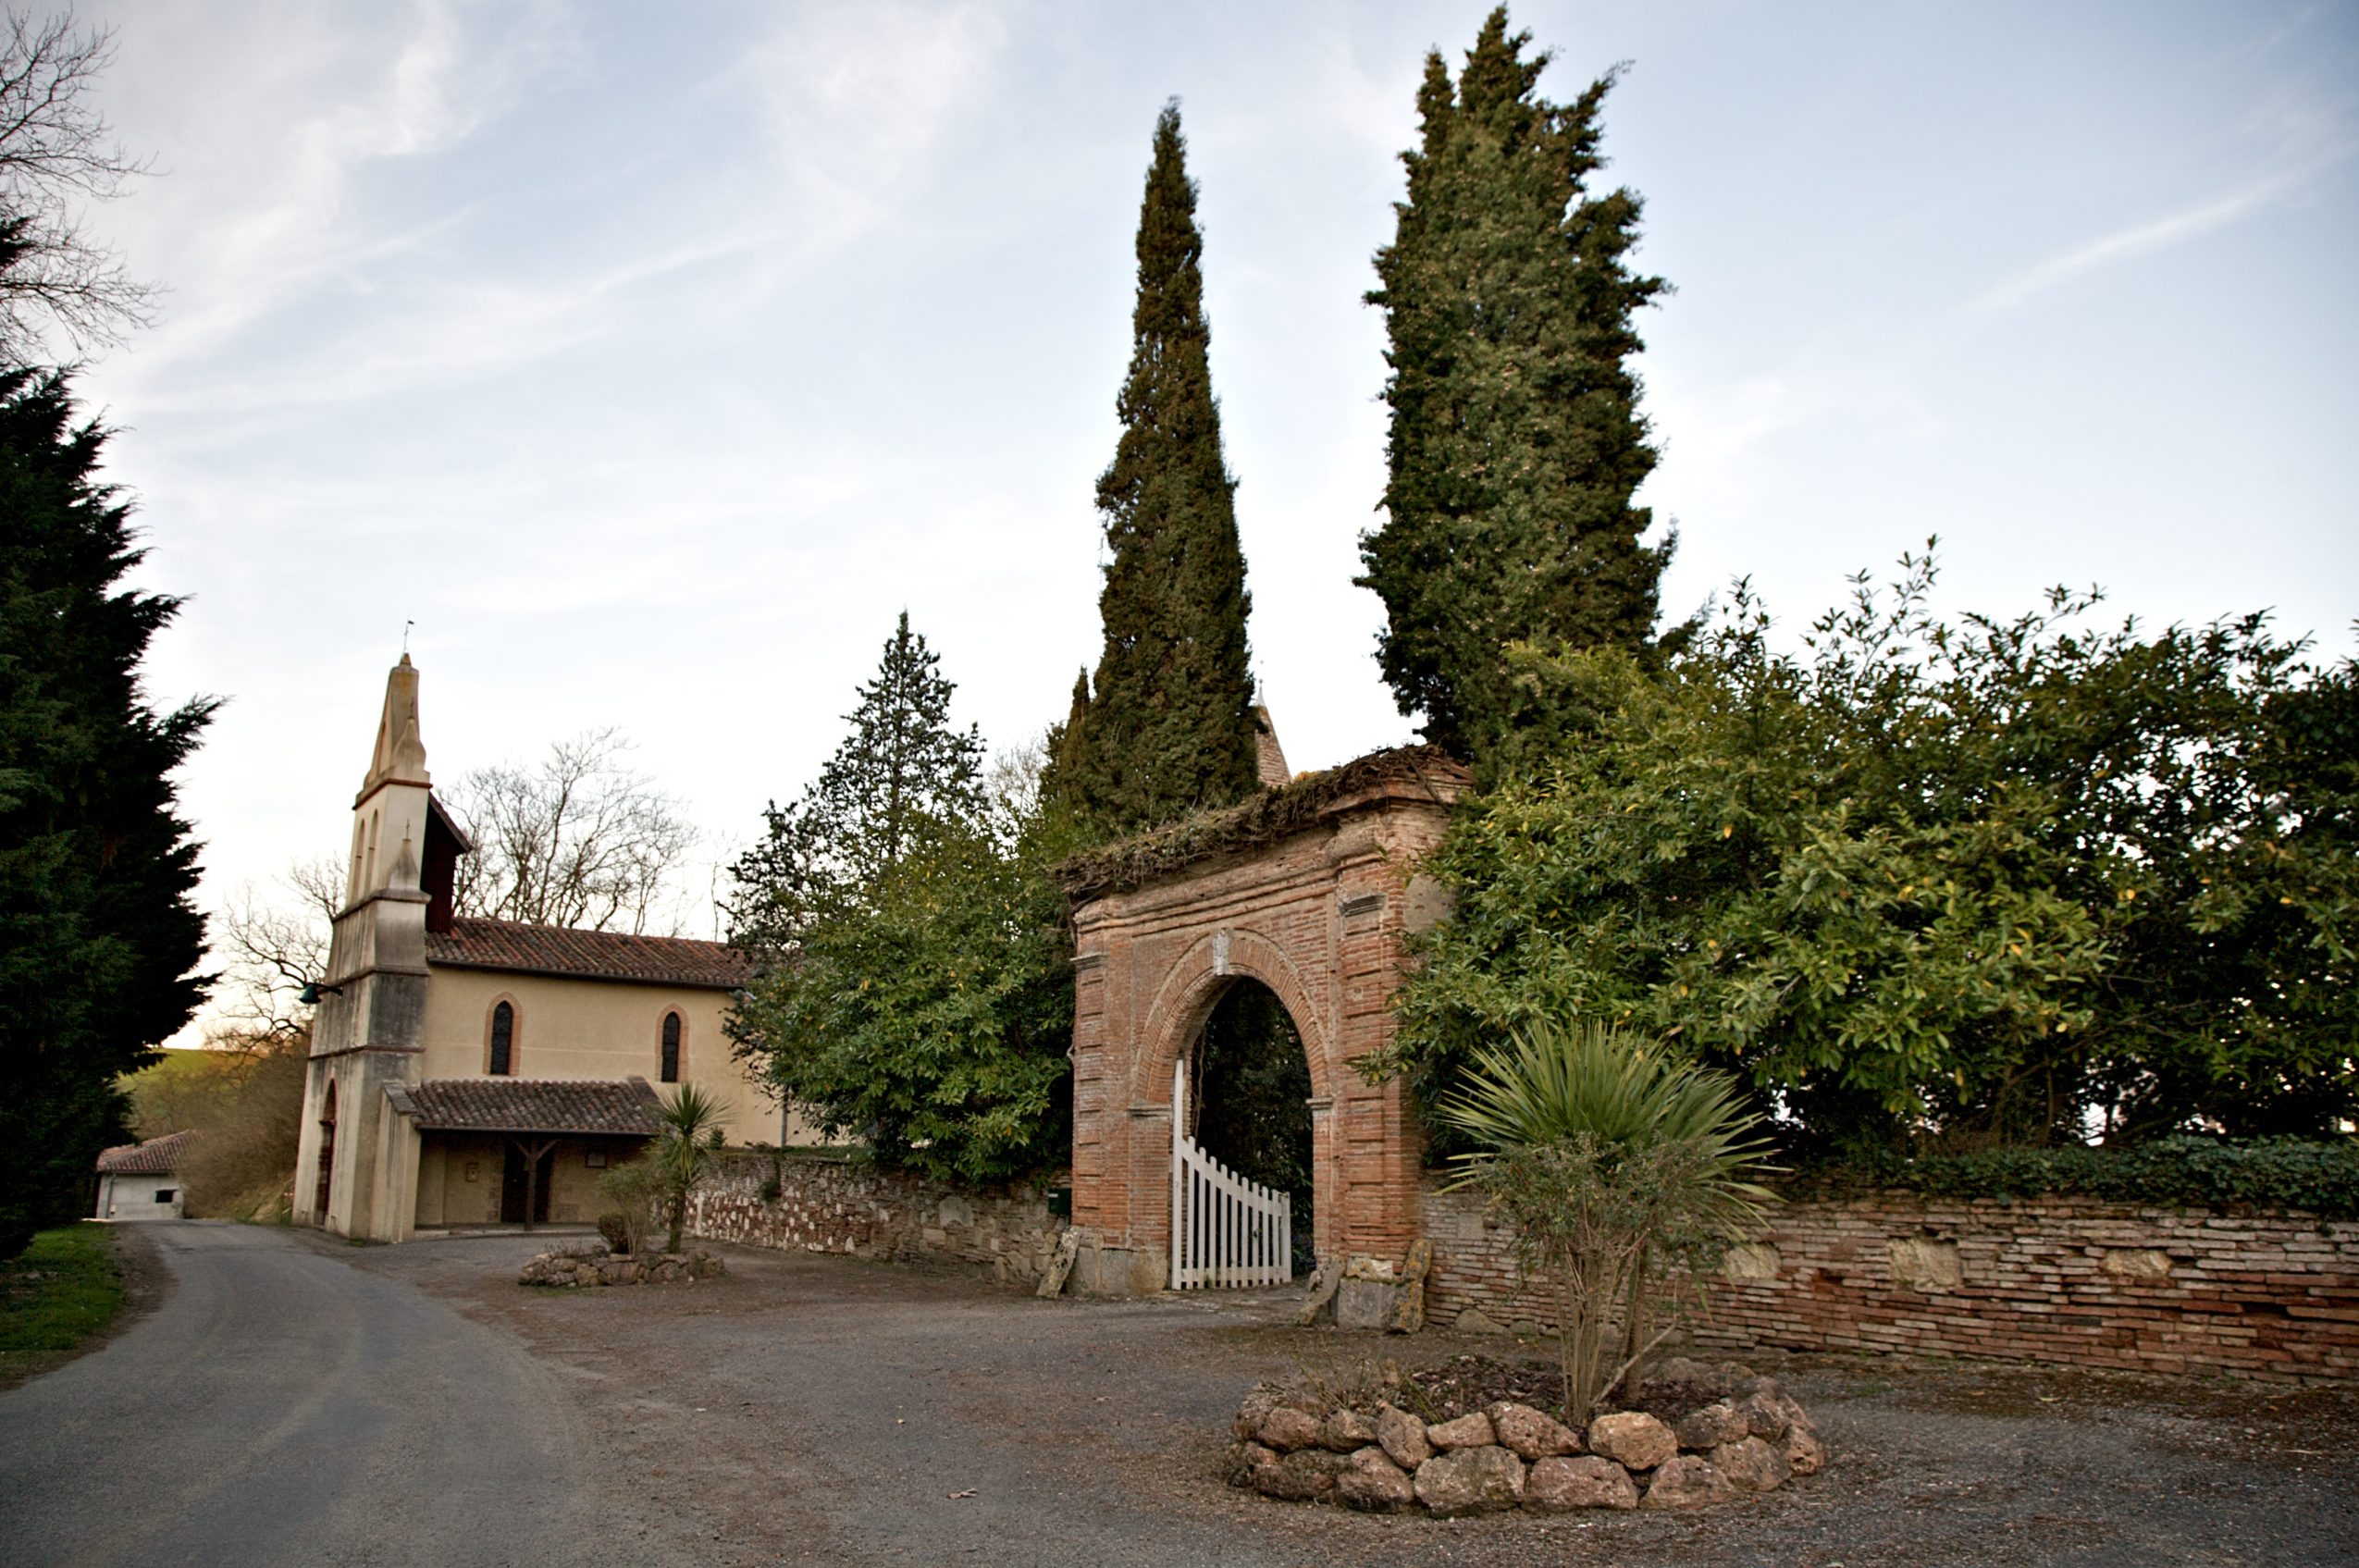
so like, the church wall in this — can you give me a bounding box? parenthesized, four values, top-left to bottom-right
(419, 969, 783, 1147)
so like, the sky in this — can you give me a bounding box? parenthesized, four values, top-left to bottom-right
(61, 1, 2359, 1032)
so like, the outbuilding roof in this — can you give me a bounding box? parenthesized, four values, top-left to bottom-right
(95, 1129, 194, 1175)
(386, 1077, 667, 1136)
(423, 917, 752, 991)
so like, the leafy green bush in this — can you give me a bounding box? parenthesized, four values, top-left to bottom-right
(1377, 553, 2358, 1152)
(1781, 1136, 2359, 1217)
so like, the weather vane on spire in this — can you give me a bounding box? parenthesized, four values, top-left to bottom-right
(402, 619, 414, 657)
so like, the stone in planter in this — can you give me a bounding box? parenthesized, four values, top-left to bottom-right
(1318, 1408, 1377, 1452)
(1414, 1446, 1525, 1516)
(1487, 1401, 1581, 1460)
(1736, 1389, 1791, 1443)
(1784, 1419, 1827, 1476)
(1640, 1454, 1739, 1510)
(1586, 1411, 1677, 1472)
(1255, 1448, 1347, 1502)
(1337, 1447, 1415, 1512)
(1525, 1455, 1638, 1512)
(1675, 1401, 1750, 1451)
(1221, 1441, 1277, 1487)
(1233, 1386, 1281, 1442)
(1709, 1436, 1792, 1492)
(1426, 1411, 1496, 1451)
(1257, 1406, 1323, 1453)
(1375, 1403, 1432, 1470)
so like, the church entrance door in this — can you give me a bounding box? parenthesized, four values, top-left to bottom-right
(500, 1142, 555, 1225)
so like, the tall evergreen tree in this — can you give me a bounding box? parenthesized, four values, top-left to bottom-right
(727, 611, 984, 946)
(1360, 6, 1672, 758)
(1056, 101, 1260, 837)
(0, 369, 212, 1255)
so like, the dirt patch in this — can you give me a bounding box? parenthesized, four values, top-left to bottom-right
(351, 1236, 2359, 1568)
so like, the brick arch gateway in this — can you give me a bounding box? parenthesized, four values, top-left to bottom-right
(1056, 747, 1470, 1292)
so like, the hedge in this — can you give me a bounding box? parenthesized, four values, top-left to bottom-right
(1778, 1137, 2359, 1220)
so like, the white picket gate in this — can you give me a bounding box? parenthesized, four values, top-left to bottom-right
(1170, 1057, 1293, 1290)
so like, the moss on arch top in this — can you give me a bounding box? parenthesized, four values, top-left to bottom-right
(1053, 745, 1470, 904)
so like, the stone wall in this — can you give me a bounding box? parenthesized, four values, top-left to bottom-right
(1422, 1179, 2359, 1384)
(686, 1152, 1067, 1286)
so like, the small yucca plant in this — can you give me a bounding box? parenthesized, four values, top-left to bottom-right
(655, 1082, 728, 1255)
(1440, 1018, 1776, 1426)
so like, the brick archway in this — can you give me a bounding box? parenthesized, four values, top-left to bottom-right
(1059, 748, 1469, 1284)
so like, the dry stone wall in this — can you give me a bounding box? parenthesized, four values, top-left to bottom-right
(1424, 1179, 2359, 1384)
(687, 1152, 1067, 1286)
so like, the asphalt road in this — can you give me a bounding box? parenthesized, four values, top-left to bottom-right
(0, 1223, 603, 1568)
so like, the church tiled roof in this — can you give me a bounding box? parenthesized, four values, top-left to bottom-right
(95, 1129, 193, 1175)
(424, 917, 751, 990)
(387, 1078, 666, 1136)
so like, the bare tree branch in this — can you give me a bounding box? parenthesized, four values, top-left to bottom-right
(208, 854, 340, 1049)
(444, 728, 700, 934)
(0, 8, 156, 363)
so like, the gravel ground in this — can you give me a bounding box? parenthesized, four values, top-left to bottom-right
(354, 1234, 2359, 1568)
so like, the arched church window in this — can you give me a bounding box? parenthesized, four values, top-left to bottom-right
(488, 1000, 515, 1076)
(660, 1011, 682, 1083)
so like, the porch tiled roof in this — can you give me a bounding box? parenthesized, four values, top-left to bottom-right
(95, 1129, 193, 1175)
(387, 1077, 666, 1136)
(424, 917, 751, 990)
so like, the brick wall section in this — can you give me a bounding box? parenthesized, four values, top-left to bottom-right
(686, 1153, 1067, 1287)
(1423, 1179, 2359, 1385)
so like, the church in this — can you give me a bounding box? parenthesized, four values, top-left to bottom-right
(293, 656, 808, 1242)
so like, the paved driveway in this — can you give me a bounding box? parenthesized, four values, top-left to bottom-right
(0, 1223, 606, 1568)
(362, 1232, 2359, 1568)
(6, 1226, 2355, 1567)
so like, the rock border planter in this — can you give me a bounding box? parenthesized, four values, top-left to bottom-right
(518, 1247, 725, 1288)
(1221, 1355, 1823, 1516)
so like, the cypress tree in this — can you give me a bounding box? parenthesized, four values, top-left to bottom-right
(0, 369, 212, 1255)
(1360, 6, 1672, 758)
(1058, 102, 1260, 837)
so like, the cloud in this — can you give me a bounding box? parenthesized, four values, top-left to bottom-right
(1976, 169, 2311, 311)
(735, 0, 1007, 271)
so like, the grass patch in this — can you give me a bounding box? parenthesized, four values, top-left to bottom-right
(0, 1225, 125, 1389)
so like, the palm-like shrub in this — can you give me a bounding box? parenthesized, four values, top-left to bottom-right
(654, 1082, 727, 1255)
(1439, 1019, 1776, 1426)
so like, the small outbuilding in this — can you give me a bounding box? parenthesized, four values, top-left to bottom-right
(94, 1130, 194, 1221)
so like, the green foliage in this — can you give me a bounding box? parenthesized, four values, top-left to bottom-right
(0, 369, 212, 1257)
(1439, 1019, 1773, 1424)
(1379, 550, 2359, 1153)
(727, 611, 985, 947)
(1786, 1136, 2359, 1218)
(1050, 101, 1260, 837)
(594, 1155, 661, 1256)
(653, 1080, 725, 1255)
(0, 1225, 123, 1388)
(730, 631, 1076, 1185)
(1360, 6, 1674, 759)
(732, 823, 1076, 1184)
(1188, 983, 1312, 1223)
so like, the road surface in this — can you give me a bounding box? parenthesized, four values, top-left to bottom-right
(0, 1223, 601, 1567)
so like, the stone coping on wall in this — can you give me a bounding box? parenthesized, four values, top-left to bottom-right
(1422, 1181, 2359, 1385)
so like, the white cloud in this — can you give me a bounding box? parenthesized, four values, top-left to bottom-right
(1977, 169, 2310, 311)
